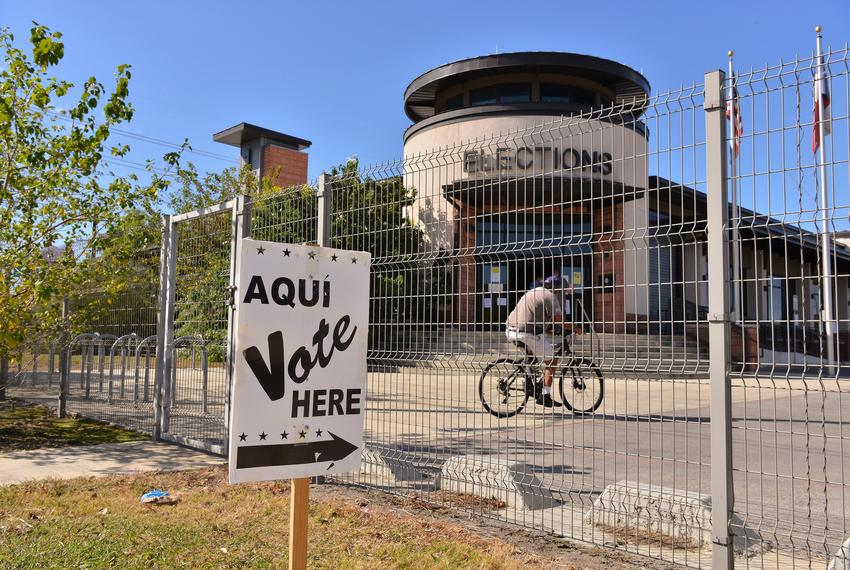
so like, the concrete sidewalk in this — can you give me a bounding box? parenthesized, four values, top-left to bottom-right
(0, 441, 224, 486)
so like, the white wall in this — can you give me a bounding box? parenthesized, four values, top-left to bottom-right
(402, 114, 649, 250)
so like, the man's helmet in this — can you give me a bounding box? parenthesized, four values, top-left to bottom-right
(543, 275, 563, 288)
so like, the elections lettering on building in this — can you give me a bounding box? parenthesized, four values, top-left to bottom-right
(228, 239, 370, 483)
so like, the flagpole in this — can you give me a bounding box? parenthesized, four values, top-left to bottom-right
(728, 51, 742, 325)
(815, 26, 835, 367)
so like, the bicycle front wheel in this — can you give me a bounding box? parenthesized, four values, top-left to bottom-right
(558, 358, 604, 415)
(479, 359, 530, 418)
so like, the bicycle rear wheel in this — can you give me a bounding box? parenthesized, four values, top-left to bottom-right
(558, 357, 604, 415)
(479, 359, 530, 418)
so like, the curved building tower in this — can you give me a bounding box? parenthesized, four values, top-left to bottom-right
(402, 52, 651, 330)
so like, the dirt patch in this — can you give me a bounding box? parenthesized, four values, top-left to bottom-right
(318, 476, 683, 569)
(591, 522, 703, 551)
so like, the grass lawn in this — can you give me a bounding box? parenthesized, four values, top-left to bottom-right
(0, 399, 149, 452)
(0, 466, 546, 569)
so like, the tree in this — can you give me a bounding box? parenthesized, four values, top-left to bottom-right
(0, 23, 182, 370)
(164, 159, 434, 358)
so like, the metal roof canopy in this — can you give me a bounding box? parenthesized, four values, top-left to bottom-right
(647, 176, 850, 263)
(213, 122, 312, 151)
(404, 52, 651, 122)
(442, 175, 632, 208)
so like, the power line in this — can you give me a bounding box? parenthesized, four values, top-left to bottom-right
(45, 109, 239, 164)
(103, 157, 176, 178)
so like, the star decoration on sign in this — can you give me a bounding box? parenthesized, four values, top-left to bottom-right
(315, 429, 323, 437)
(283, 248, 291, 257)
(331, 254, 338, 262)
(259, 432, 267, 441)
(256, 246, 266, 255)
(280, 431, 288, 440)
(308, 251, 317, 260)
(299, 430, 307, 439)
(239, 432, 247, 442)
(351, 257, 357, 264)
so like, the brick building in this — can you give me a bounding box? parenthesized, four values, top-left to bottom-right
(213, 122, 311, 188)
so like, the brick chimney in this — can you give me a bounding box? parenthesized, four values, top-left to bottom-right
(213, 123, 312, 188)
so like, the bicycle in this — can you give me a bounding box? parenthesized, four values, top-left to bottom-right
(478, 333, 604, 418)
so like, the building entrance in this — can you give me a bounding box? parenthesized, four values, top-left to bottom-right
(478, 255, 593, 327)
(474, 213, 593, 328)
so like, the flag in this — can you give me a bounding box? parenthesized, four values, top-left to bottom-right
(726, 71, 743, 156)
(812, 53, 832, 153)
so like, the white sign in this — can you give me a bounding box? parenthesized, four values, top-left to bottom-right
(489, 266, 501, 283)
(228, 239, 370, 484)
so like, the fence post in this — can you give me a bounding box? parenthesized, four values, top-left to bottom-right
(57, 297, 69, 418)
(153, 215, 173, 440)
(313, 173, 332, 486)
(317, 173, 332, 247)
(705, 69, 734, 570)
(224, 195, 251, 457)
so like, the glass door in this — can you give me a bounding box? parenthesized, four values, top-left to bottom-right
(480, 263, 509, 326)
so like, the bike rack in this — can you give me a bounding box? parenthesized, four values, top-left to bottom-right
(95, 334, 118, 395)
(134, 335, 158, 403)
(170, 336, 210, 414)
(107, 333, 141, 403)
(67, 333, 100, 397)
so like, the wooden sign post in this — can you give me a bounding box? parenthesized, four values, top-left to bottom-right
(227, 239, 369, 568)
(289, 477, 309, 570)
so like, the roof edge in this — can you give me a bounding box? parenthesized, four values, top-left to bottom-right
(213, 122, 312, 150)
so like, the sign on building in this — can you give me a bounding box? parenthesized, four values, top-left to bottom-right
(228, 239, 370, 484)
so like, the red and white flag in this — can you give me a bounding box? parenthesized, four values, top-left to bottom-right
(726, 71, 743, 156)
(812, 53, 832, 153)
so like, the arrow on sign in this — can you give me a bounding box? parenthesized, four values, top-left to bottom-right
(235, 432, 358, 469)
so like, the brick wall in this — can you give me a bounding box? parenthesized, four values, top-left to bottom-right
(262, 144, 308, 188)
(592, 203, 627, 333)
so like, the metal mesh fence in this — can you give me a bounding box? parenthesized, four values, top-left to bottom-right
(6, 248, 161, 434)
(4, 340, 61, 408)
(726, 46, 850, 567)
(63, 280, 160, 434)
(3, 45, 849, 570)
(320, 80, 718, 568)
(250, 183, 318, 245)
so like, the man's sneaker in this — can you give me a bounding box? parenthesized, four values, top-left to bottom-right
(535, 393, 562, 408)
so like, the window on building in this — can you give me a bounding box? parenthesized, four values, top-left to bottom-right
(768, 277, 786, 321)
(470, 83, 531, 106)
(810, 281, 820, 321)
(444, 93, 464, 111)
(499, 83, 532, 103)
(540, 83, 595, 107)
(475, 217, 592, 248)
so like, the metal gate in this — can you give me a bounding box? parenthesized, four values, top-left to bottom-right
(156, 197, 248, 454)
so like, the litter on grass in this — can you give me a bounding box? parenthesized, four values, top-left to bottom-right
(140, 489, 179, 505)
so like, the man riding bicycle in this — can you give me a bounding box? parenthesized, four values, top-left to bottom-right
(505, 274, 574, 408)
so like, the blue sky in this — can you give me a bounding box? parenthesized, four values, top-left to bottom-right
(3, 0, 850, 187)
